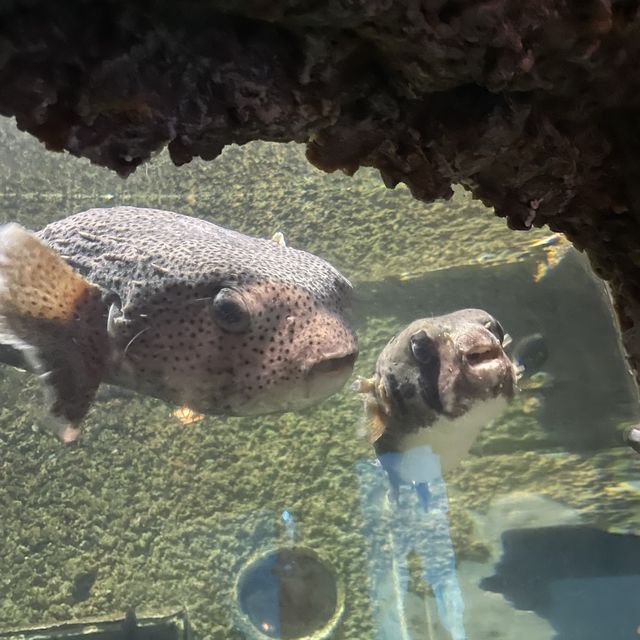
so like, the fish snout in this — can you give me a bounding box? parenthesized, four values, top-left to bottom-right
(296, 303, 358, 394)
(459, 335, 516, 397)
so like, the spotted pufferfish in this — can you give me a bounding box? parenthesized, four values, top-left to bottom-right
(0, 206, 358, 442)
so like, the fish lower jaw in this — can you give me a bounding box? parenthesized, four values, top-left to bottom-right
(464, 361, 516, 392)
(304, 364, 354, 402)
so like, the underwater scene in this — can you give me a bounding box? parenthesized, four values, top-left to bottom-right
(0, 115, 639, 640)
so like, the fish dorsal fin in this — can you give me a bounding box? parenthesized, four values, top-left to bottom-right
(270, 231, 288, 247)
(0, 224, 110, 427)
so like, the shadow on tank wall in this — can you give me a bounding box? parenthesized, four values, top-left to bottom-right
(355, 248, 639, 453)
(481, 525, 640, 640)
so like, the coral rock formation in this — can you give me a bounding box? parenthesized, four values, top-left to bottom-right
(2, 0, 640, 382)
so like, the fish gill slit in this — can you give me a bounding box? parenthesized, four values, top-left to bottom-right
(123, 327, 151, 356)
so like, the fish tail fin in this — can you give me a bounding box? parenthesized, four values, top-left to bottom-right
(0, 223, 110, 426)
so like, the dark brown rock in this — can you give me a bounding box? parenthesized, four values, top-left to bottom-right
(2, 0, 640, 383)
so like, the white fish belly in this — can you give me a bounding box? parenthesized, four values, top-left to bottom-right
(395, 396, 509, 483)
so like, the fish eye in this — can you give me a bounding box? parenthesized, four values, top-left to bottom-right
(410, 330, 438, 365)
(484, 319, 505, 343)
(211, 288, 251, 333)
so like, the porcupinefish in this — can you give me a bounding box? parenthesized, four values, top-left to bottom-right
(354, 309, 516, 508)
(0, 206, 358, 441)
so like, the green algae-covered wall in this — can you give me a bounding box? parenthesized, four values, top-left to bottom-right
(0, 118, 554, 284)
(1, 116, 639, 640)
(1, 253, 638, 640)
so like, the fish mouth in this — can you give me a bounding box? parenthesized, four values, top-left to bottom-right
(308, 352, 358, 376)
(464, 344, 504, 368)
(305, 351, 358, 400)
(461, 342, 516, 398)
(238, 351, 358, 416)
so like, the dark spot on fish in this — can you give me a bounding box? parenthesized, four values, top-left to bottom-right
(385, 373, 407, 413)
(484, 318, 505, 343)
(409, 331, 443, 412)
(409, 330, 438, 366)
(399, 381, 416, 399)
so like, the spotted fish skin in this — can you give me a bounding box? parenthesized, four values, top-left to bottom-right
(0, 207, 358, 435)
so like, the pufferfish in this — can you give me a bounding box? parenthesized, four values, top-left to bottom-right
(354, 309, 516, 509)
(0, 206, 358, 441)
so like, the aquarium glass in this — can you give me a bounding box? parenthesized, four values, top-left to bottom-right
(1, 116, 639, 640)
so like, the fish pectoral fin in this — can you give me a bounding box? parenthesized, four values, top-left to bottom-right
(364, 396, 388, 443)
(0, 223, 110, 424)
(353, 376, 389, 443)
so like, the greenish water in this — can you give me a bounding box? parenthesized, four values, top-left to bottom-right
(1, 117, 639, 640)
